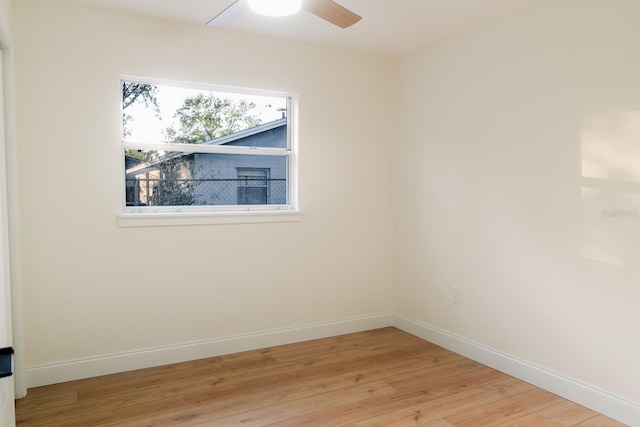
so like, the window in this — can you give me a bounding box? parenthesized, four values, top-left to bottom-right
(237, 168, 269, 205)
(119, 78, 299, 226)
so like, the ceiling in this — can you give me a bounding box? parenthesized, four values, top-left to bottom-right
(67, 0, 536, 58)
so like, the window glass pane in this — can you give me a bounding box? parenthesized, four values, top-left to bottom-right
(122, 81, 288, 148)
(125, 150, 288, 206)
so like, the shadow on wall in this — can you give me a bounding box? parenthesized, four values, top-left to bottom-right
(580, 110, 640, 266)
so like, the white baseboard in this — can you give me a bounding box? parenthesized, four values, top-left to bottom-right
(393, 314, 640, 426)
(26, 313, 394, 388)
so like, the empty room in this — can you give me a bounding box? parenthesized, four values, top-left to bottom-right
(0, 0, 639, 425)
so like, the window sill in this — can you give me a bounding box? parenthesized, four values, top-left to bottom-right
(117, 210, 303, 227)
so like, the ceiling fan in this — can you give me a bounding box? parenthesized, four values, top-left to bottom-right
(206, 0, 362, 29)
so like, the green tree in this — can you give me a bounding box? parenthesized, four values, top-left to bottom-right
(164, 94, 261, 144)
(122, 82, 160, 110)
(152, 155, 199, 206)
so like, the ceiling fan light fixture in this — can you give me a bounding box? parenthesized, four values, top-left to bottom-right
(248, 0, 302, 17)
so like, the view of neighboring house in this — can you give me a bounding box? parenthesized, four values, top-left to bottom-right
(125, 118, 288, 207)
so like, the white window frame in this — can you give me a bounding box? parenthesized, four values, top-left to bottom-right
(117, 77, 301, 227)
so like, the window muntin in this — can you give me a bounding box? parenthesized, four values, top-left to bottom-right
(121, 79, 294, 212)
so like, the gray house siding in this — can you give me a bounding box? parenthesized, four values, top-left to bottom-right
(190, 153, 287, 205)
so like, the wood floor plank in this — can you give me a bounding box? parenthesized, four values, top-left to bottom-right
(77, 359, 227, 400)
(539, 400, 606, 425)
(346, 377, 533, 427)
(493, 412, 563, 426)
(16, 387, 166, 427)
(15, 327, 627, 427)
(445, 387, 565, 426)
(111, 383, 318, 427)
(303, 348, 468, 394)
(193, 381, 397, 427)
(574, 415, 629, 426)
(392, 362, 510, 401)
(13, 390, 77, 413)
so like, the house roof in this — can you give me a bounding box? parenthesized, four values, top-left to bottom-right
(204, 117, 286, 146)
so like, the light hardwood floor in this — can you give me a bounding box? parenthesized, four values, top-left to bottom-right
(15, 327, 627, 426)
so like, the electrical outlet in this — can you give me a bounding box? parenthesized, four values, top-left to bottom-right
(450, 287, 461, 305)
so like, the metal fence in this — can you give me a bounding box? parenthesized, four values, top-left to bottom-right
(126, 178, 287, 206)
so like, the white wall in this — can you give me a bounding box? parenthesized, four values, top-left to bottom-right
(13, 0, 394, 378)
(395, 0, 640, 408)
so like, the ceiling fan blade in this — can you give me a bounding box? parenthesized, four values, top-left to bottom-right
(303, 0, 361, 29)
(206, 0, 246, 26)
